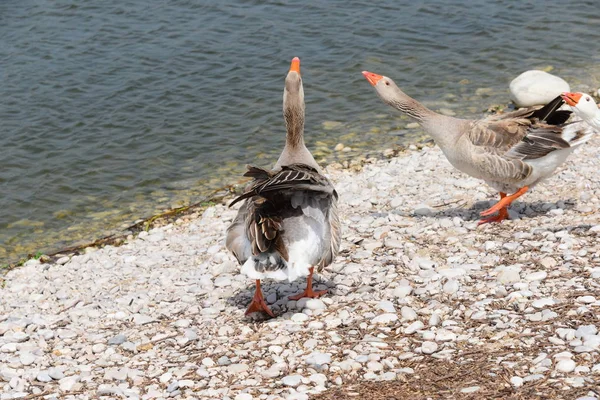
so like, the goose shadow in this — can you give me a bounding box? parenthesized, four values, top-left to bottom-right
(422, 198, 577, 222)
(226, 273, 338, 320)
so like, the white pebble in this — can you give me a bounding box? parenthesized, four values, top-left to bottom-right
(556, 359, 576, 373)
(421, 341, 438, 354)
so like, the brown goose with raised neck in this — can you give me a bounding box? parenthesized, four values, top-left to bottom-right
(363, 71, 595, 224)
(226, 57, 341, 317)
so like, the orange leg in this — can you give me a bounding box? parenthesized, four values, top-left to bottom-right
(246, 280, 275, 318)
(288, 267, 328, 300)
(480, 187, 529, 220)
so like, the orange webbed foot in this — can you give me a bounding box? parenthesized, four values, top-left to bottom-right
(478, 207, 509, 225)
(246, 280, 275, 318)
(288, 266, 328, 300)
(288, 288, 328, 301)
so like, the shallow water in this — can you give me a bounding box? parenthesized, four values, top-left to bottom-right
(1, 0, 600, 263)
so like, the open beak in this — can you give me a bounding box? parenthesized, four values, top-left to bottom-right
(362, 71, 383, 86)
(561, 92, 581, 107)
(289, 57, 300, 74)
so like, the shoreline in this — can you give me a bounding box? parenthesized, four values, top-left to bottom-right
(1, 133, 599, 399)
(4, 83, 599, 268)
(1, 135, 430, 273)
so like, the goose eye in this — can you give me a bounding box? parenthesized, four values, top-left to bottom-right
(384, 81, 390, 86)
(586, 97, 591, 102)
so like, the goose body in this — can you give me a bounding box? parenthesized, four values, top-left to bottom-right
(226, 58, 341, 317)
(363, 71, 596, 224)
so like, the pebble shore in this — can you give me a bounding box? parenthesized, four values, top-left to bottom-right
(1, 137, 600, 399)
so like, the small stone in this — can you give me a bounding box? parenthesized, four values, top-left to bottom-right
(235, 394, 253, 400)
(218, 356, 231, 366)
(377, 300, 396, 313)
(525, 271, 547, 281)
(576, 296, 596, 304)
(291, 313, 310, 322)
(429, 313, 441, 327)
(576, 325, 598, 338)
(367, 361, 383, 372)
(401, 306, 417, 320)
(214, 276, 231, 287)
(460, 386, 480, 393)
(228, 364, 249, 374)
(108, 334, 127, 345)
(57, 329, 77, 339)
(282, 375, 303, 387)
(305, 299, 326, 310)
(404, 321, 424, 334)
(37, 372, 52, 382)
(48, 368, 65, 380)
(556, 359, 576, 373)
(202, 358, 215, 367)
(523, 374, 544, 382)
(160, 372, 172, 383)
(1, 343, 17, 353)
(393, 285, 413, 298)
(133, 314, 155, 325)
(372, 313, 398, 325)
(92, 343, 106, 353)
(443, 279, 459, 294)
(540, 257, 557, 268)
(532, 298, 555, 308)
(414, 205, 433, 216)
(510, 376, 524, 387)
(470, 311, 487, 320)
(59, 375, 79, 392)
(308, 321, 324, 330)
(19, 352, 36, 366)
(435, 329, 456, 342)
(56, 256, 70, 265)
(174, 319, 191, 328)
(179, 379, 194, 388)
(306, 352, 331, 368)
(497, 267, 520, 284)
(421, 341, 438, 354)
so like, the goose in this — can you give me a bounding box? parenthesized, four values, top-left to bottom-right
(226, 57, 341, 317)
(362, 71, 596, 224)
(561, 92, 600, 130)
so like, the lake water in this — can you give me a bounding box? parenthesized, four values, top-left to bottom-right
(1, 0, 600, 263)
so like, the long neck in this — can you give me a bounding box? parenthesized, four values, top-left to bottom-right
(385, 86, 464, 150)
(283, 100, 306, 150)
(387, 87, 437, 123)
(589, 109, 600, 128)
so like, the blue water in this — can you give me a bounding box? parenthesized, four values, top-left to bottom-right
(1, 0, 599, 262)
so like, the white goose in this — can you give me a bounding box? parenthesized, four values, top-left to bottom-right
(226, 57, 341, 317)
(363, 71, 597, 224)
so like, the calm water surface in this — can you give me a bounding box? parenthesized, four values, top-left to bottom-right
(1, 0, 600, 262)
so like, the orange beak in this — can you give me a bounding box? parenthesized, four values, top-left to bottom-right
(362, 71, 383, 86)
(561, 92, 581, 107)
(289, 57, 300, 74)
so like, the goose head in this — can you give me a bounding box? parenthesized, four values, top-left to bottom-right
(561, 92, 599, 122)
(284, 57, 304, 114)
(362, 71, 402, 105)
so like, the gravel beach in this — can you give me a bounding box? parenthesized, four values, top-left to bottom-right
(1, 136, 600, 400)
